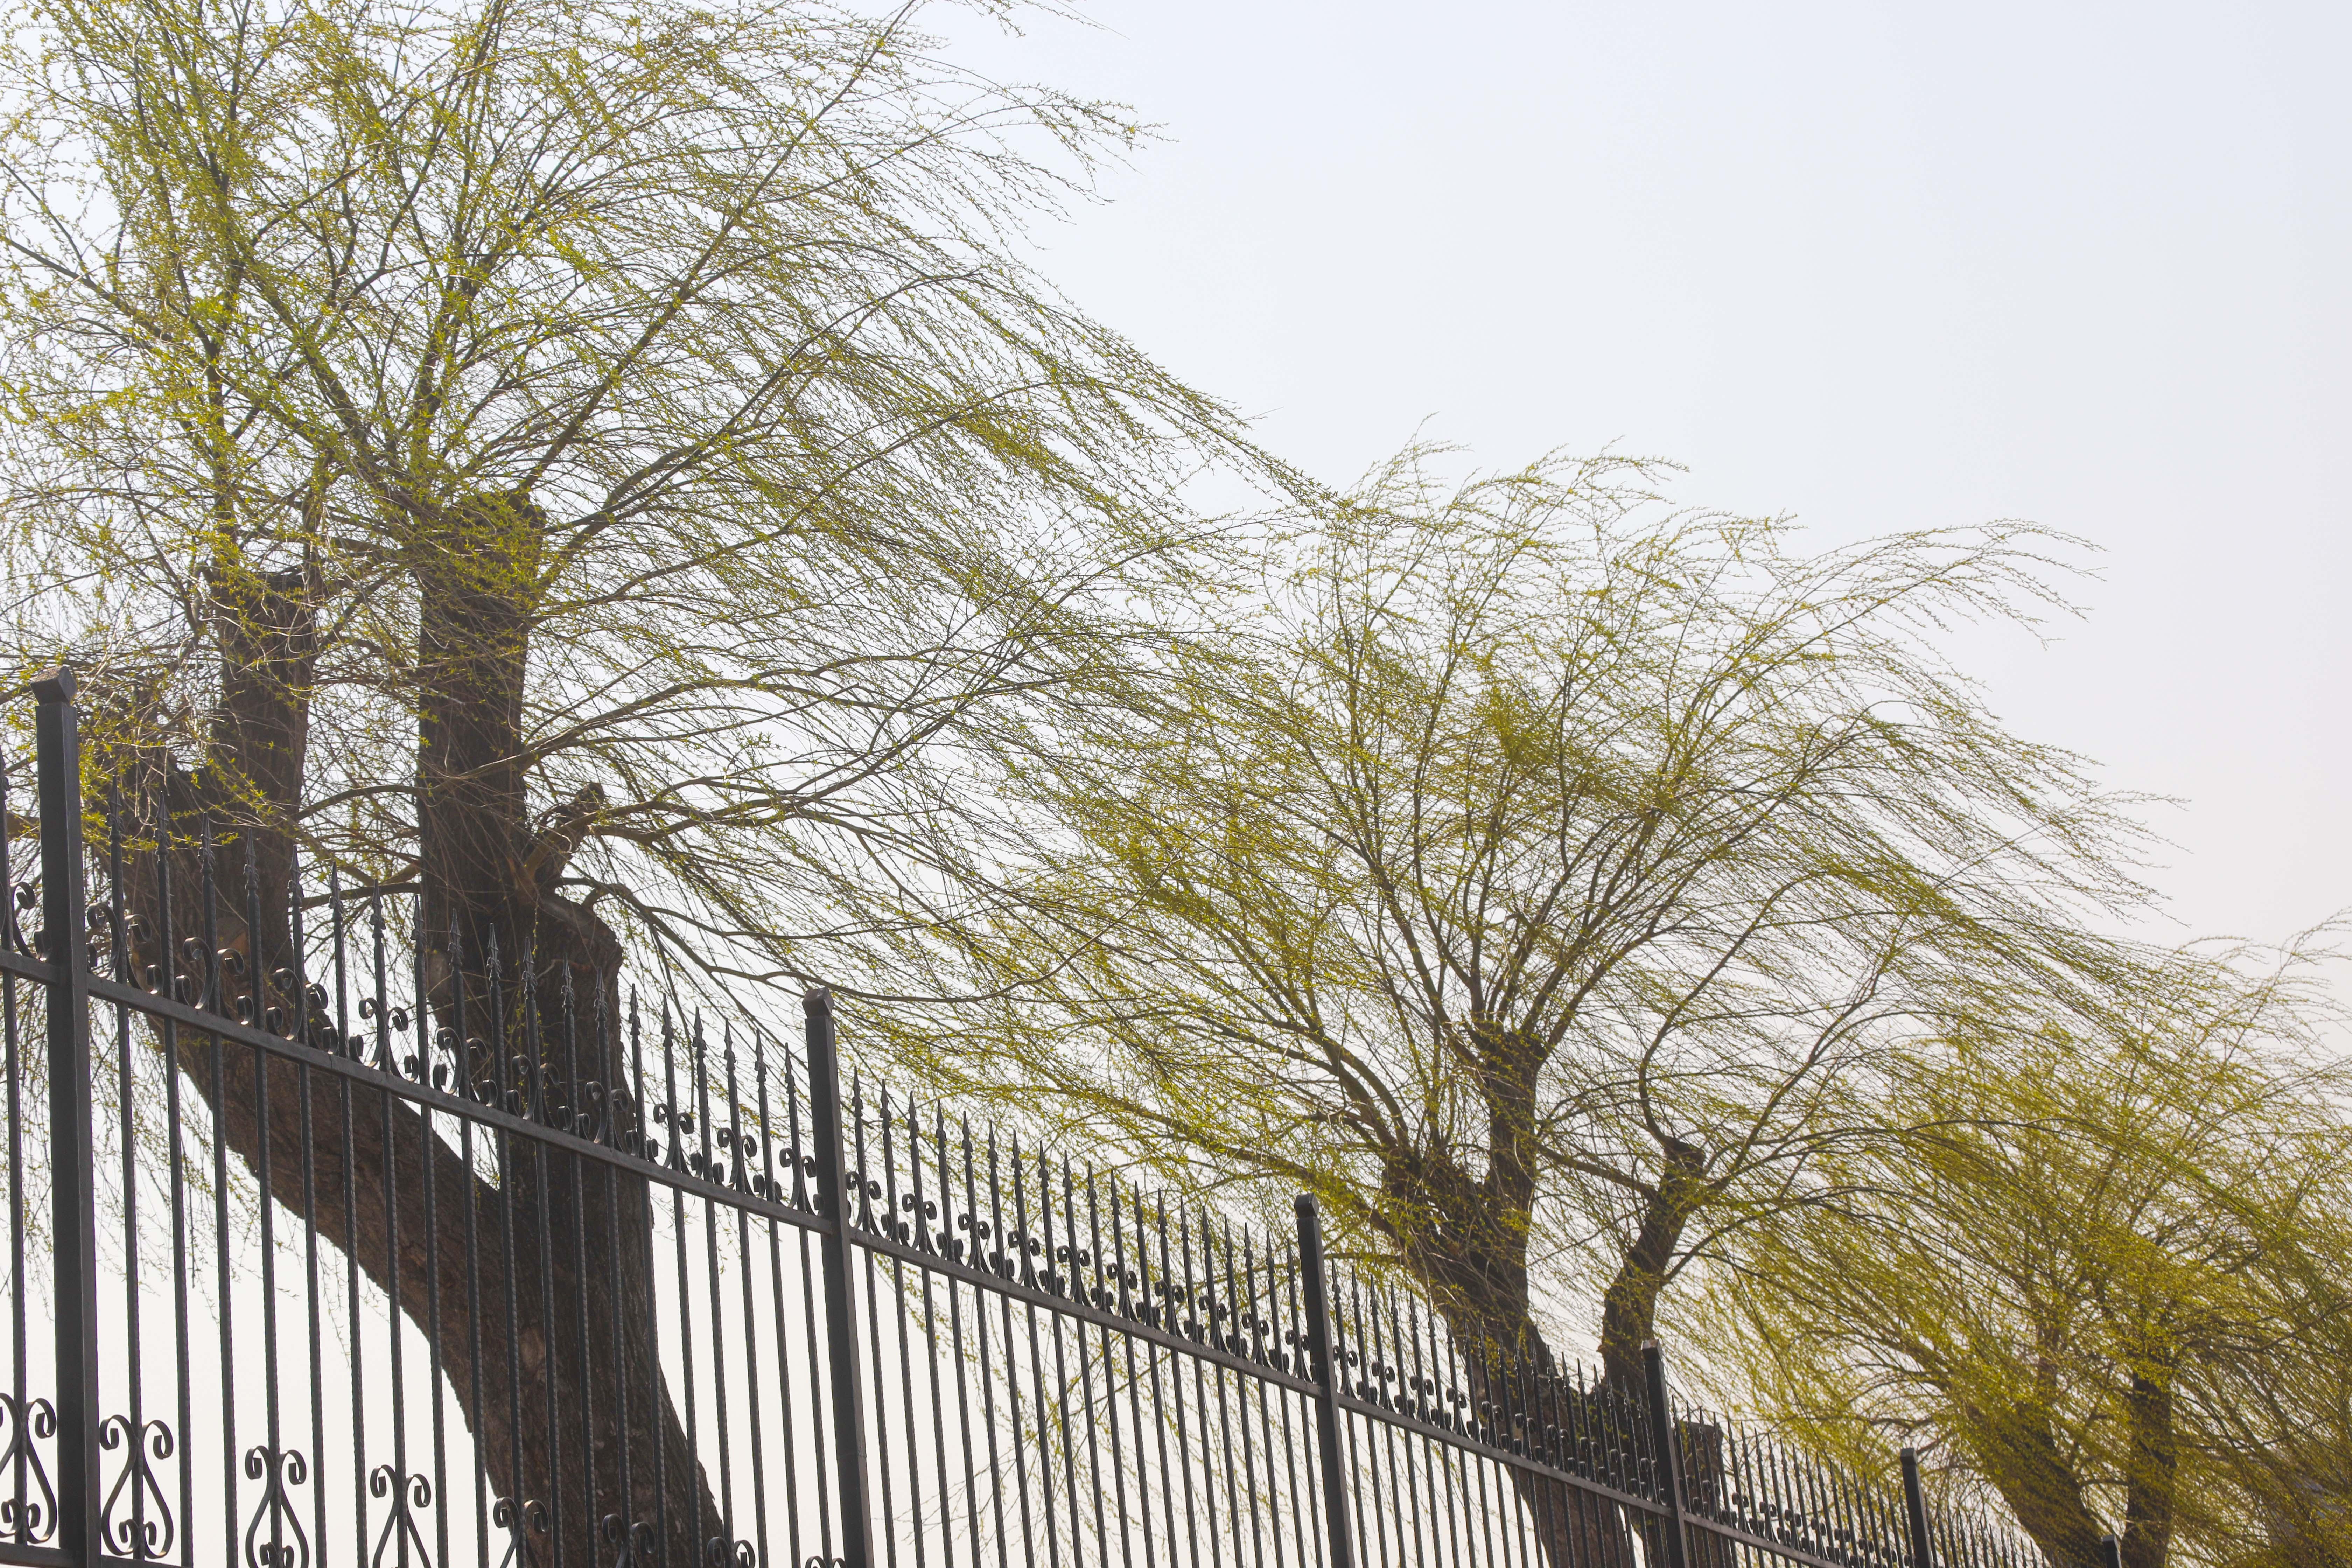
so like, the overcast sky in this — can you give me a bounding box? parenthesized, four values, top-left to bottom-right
(946, 0, 2351, 948)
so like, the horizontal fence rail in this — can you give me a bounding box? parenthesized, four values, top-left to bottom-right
(0, 671, 2105, 1568)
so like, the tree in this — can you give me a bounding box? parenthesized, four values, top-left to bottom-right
(1703, 940, 2352, 1568)
(0, 0, 1274, 1555)
(888, 446, 2150, 1559)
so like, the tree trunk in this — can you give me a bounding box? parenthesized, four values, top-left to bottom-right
(116, 544, 731, 1567)
(1436, 1295, 1648, 1568)
(1959, 1395, 2107, 1566)
(1591, 1139, 1731, 1567)
(1391, 1144, 1639, 1565)
(1594, 1140, 1701, 1396)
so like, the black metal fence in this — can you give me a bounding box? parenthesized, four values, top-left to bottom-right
(0, 671, 2106, 1568)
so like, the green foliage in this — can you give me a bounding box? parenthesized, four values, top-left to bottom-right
(0, 0, 1283, 975)
(893, 444, 2155, 1385)
(1703, 938, 2352, 1566)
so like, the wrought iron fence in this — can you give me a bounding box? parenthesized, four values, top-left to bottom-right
(0, 669, 2112, 1568)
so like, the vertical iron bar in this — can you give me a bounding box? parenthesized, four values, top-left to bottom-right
(792, 1065, 835, 1558)
(33, 668, 102, 1566)
(994, 1135, 1037, 1568)
(805, 989, 875, 1568)
(756, 1040, 803, 1568)
(1276, 1248, 1313, 1568)
(943, 1114, 979, 1568)
(3, 757, 26, 1550)
(2099, 1536, 2121, 1568)
(1291, 1196, 1353, 1568)
(106, 803, 146, 1564)
(466, 933, 495, 1568)
(1086, 1167, 1127, 1568)
(1011, 1138, 1060, 1568)
(660, 1004, 698, 1563)
(286, 863, 328, 1568)
(1901, 1448, 1935, 1568)
(726, 1031, 770, 1568)
(866, 1085, 902, 1568)
(1132, 1195, 1164, 1568)
(158, 800, 194, 1560)
(1342, 1287, 1387, 1568)
(966, 1120, 1008, 1568)
(913, 1104, 951, 1564)
(607, 1001, 639, 1557)
(1642, 1342, 1690, 1568)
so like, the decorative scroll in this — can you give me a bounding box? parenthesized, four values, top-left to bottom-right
(368, 1466, 434, 1568)
(491, 1496, 548, 1568)
(241, 1445, 310, 1568)
(98, 1414, 176, 1559)
(0, 1394, 57, 1543)
(603, 1513, 657, 1568)
(705, 1538, 755, 1567)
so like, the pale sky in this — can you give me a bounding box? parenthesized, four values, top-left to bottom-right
(948, 0, 2351, 948)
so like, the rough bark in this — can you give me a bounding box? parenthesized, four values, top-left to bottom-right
(1589, 1139, 1734, 1566)
(113, 545, 730, 1567)
(1595, 1138, 1704, 1396)
(1382, 1059, 1732, 1568)
(1382, 1022, 1644, 1568)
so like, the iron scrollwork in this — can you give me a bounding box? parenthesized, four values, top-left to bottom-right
(0, 1394, 57, 1543)
(98, 1414, 176, 1559)
(492, 1496, 548, 1568)
(603, 1513, 658, 1568)
(241, 1444, 311, 1568)
(706, 1537, 756, 1566)
(368, 1466, 435, 1568)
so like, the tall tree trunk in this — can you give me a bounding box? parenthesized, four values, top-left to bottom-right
(1591, 1139, 1732, 1567)
(1594, 1139, 1703, 1396)
(1389, 1072, 1640, 1568)
(1430, 1289, 1646, 1568)
(117, 542, 730, 1567)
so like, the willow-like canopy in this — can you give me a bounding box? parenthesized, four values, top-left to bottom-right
(1707, 939, 2352, 1568)
(0, 0, 1280, 1553)
(894, 447, 2157, 1558)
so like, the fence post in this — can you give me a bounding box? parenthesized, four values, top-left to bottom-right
(2099, 1535, 2122, 1568)
(1899, 1447, 1935, 1567)
(1642, 1340, 1692, 1568)
(805, 988, 875, 1568)
(1293, 1195, 1356, 1568)
(34, 667, 100, 1566)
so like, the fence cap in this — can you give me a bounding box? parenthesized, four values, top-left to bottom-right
(30, 664, 75, 703)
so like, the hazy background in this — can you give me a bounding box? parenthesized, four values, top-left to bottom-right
(946, 0, 2350, 947)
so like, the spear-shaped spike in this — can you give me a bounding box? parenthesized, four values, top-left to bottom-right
(239, 841, 266, 1025)
(559, 960, 581, 1131)
(282, 847, 306, 1041)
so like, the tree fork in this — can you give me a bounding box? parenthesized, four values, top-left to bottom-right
(107, 547, 732, 1564)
